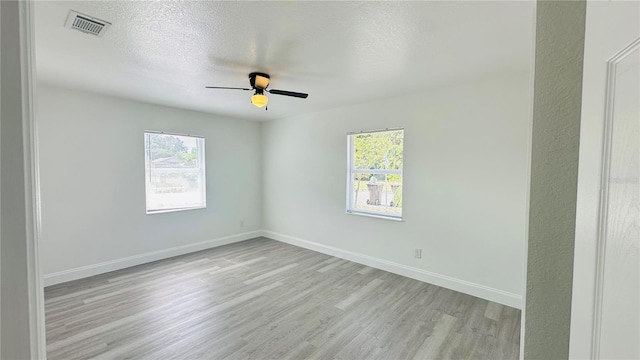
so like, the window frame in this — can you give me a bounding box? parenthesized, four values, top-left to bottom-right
(144, 130, 207, 214)
(346, 128, 404, 220)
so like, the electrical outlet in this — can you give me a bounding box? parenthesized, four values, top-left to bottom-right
(414, 248, 422, 259)
(240, 220, 245, 228)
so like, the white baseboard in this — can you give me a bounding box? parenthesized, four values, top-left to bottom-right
(43, 230, 262, 287)
(262, 230, 522, 309)
(44, 229, 522, 309)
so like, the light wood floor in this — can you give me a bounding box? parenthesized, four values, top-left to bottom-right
(45, 237, 521, 359)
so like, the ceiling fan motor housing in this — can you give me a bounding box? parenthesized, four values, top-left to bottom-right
(249, 72, 270, 90)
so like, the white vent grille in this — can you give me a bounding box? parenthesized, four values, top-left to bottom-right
(64, 10, 111, 37)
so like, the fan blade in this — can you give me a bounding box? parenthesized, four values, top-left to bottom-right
(205, 86, 252, 91)
(267, 89, 309, 99)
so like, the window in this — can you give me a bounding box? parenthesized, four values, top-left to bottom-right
(347, 129, 404, 219)
(144, 131, 206, 213)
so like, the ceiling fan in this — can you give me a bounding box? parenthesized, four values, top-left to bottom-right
(206, 72, 308, 110)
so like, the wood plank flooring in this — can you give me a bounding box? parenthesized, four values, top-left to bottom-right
(45, 237, 521, 359)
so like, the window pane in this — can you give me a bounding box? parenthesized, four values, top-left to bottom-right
(353, 129, 404, 171)
(351, 174, 402, 217)
(145, 132, 206, 213)
(347, 129, 403, 218)
(147, 133, 201, 169)
(146, 170, 205, 211)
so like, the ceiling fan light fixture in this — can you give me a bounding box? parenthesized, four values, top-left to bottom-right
(251, 94, 268, 107)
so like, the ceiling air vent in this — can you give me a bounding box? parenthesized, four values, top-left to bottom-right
(64, 10, 111, 37)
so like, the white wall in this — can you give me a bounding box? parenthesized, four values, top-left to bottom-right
(262, 73, 530, 307)
(37, 84, 262, 284)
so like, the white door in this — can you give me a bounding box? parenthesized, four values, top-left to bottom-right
(571, 2, 640, 359)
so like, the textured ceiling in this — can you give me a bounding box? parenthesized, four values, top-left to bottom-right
(34, 1, 535, 121)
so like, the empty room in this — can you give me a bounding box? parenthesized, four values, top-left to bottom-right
(1, 1, 638, 359)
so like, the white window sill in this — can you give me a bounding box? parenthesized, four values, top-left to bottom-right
(346, 211, 403, 222)
(146, 205, 206, 215)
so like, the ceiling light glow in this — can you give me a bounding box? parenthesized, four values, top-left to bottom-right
(251, 94, 268, 107)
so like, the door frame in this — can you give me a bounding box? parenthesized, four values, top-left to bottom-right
(11, 0, 46, 357)
(18, 1, 583, 359)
